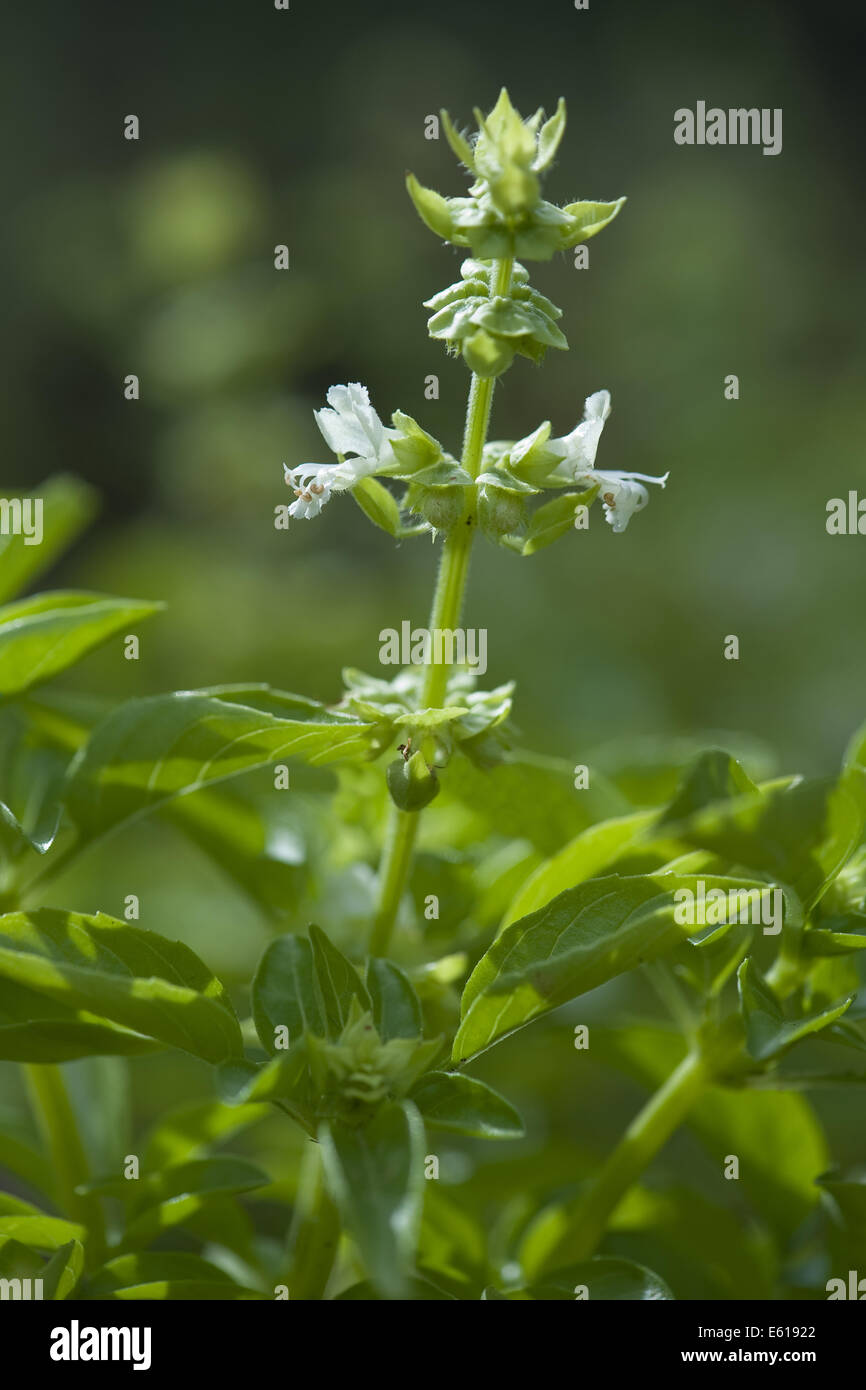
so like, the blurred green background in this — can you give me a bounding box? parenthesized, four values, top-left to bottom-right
(2, 2, 865, 1290)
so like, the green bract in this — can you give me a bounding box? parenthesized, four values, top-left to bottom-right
(408, 89, 625, 263)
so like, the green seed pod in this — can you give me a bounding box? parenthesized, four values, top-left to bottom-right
(417, 485, 466, 534)
(386, 751, 440, 812)
(478, 484, 527, 539)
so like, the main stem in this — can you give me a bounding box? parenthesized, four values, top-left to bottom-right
(369, 257, 512, 957)
(559, 1050, 708, 1265)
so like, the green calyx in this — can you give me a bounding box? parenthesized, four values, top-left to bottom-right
(407, 89, 625, 264)
(424, 259, 566, 379)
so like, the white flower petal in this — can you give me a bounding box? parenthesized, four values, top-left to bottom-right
(551, 389, 612, 473)
(315, 381, 391, 462)
(578, 467, 668, 532)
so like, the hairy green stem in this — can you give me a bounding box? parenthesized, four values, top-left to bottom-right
(24, 1062, 105, 1263)
(562, 1050, 708, 1265)
(368, 258, 513, 956)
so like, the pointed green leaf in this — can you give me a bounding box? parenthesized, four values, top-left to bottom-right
(405, 174, 459, 242)
(501, 811, 656, 929)
(559, 197, 626, 248)
(41, 1239, 85, 1300)
(64, 686, 374, 850)
(87, 1252, 260, 1300)
(351, 476, 402, 537)
(366, 958, 423, 1040)
(319, 1100, 425, 1300)
(533, 99, 567, 171)
(463, 878, 679, 1052)
(454, 873, 781, 1062)
(0, 909, 242, 1063)
(410, 1071, 524, 1139)
(0, 475, 96, 604)
(82, 1156, 268, 1209)
(440, 110, 476, 171)
(252, 933, 326, 1053)
(0, 592, 162, 696)
(309, 925, 370, 1038)
(659, 750, 759, 827)
(522, 488, 598, 555)
(671, 774, 864, 912)
(737, 958, 853, 1063)
(142, 1097, 267, 1170)
(0, 1216, 86, 1251)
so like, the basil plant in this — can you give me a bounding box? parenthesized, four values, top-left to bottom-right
(0, 91, 864, 1303)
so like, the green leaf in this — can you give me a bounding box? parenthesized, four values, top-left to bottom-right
(737, 958, 853, 1063)
(0, 1215, 86, 1251)
(500, 810, 656, 930)
(559, 198, 627, 249)
(319, 1100, 425, 1300)
(41, 1239, 85, 1300)
(64, 685, 374, 851)
(215, 1052, 312, 1129)
(454, 873, 777, 1062)
(309, 925, 371, 1037)
(366, 958, 423, 1040)
(410, 1071, 524, 1139)
(532, 99, 566, 170)
(252, 933, 326, 1054)
(522, 488, 599, 555)
(671, 774, 864, 912)
(0, 978, 165, 1063)
(351, 476, 402, 536)
(0, 592, 163, 696)
(406, 174, 459, 242)
(82, 1156, 268, 1209)
(0, 475, 97, 604)
(658, 749, 759, 827)
(0, 1191, 43, 1218)
(440, 109, 476, 171)
(88, 1252, 264, 1300)
(499, 1256, 672, 1301)
(143, 1098, 267, 1170)
(0, 1019, 162, 1063)
(804, 926, 866, 956)
(0, 909, 242, 1063)
(120, 1168, 266, 1251)
(0, 1238, 43, 1279)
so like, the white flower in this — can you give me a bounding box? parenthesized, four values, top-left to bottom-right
(284, 383, 395, 519)
(552, 390, 669, 532)
(556, 388, 611, 470)
(585, 469, 669, 532)
(314, 383, 395, 465)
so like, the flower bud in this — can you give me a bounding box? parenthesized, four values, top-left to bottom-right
(386, 751, 440, 811)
